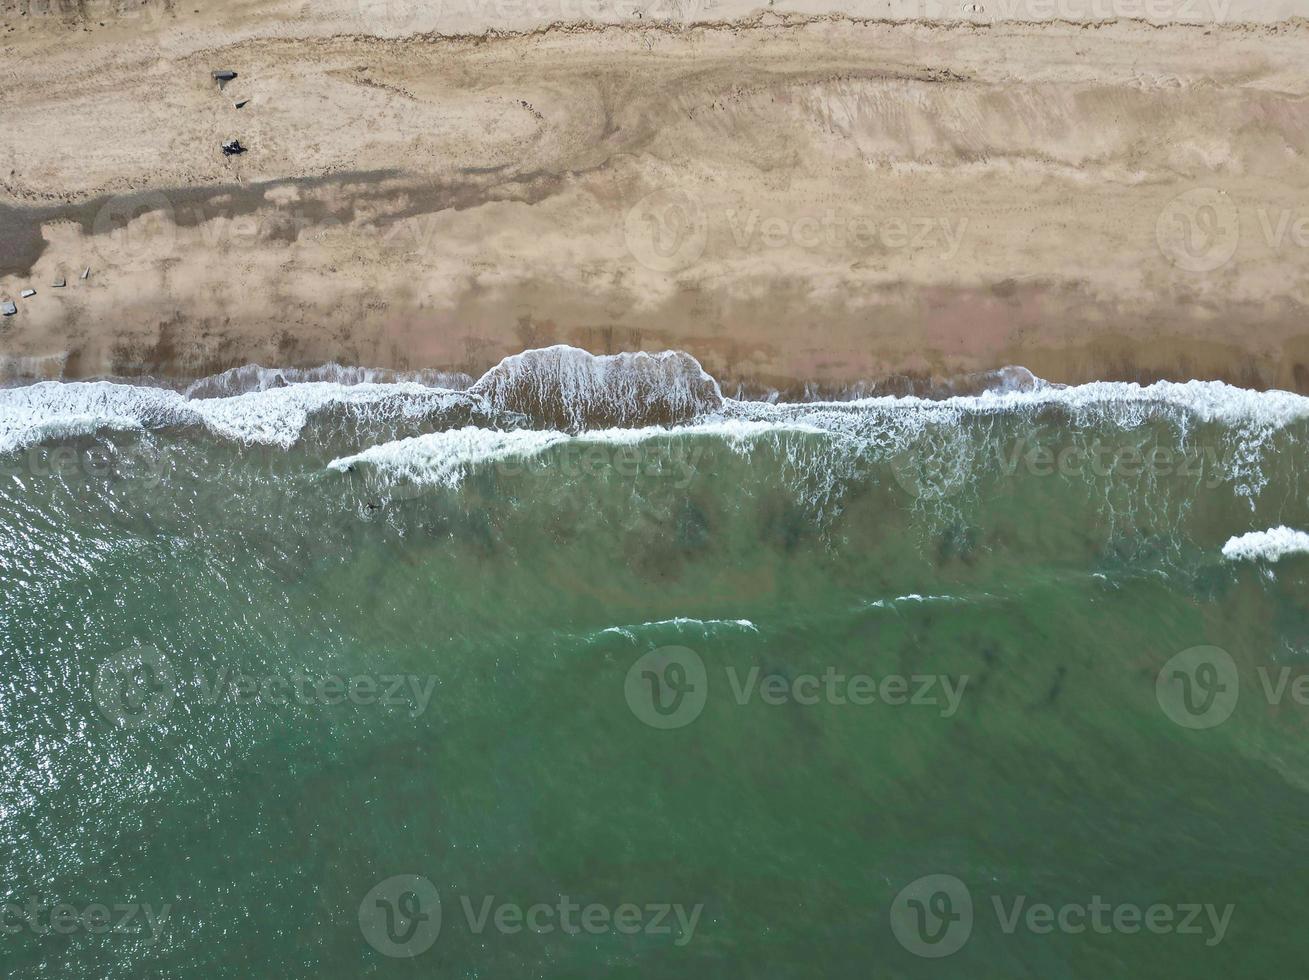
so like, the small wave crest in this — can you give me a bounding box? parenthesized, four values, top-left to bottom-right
(327, 427, 570, 487)
(0, 380, 474, 454)
(1222, 527, 1309, 563)
(598, 617, 759, 642)
(325, 419, 827, 489)
(866, 593, 965, 608)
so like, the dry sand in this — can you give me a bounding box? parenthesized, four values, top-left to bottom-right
(2, 0, 1309, 393)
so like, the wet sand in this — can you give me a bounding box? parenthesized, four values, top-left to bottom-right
(2, 2, 1308, 392)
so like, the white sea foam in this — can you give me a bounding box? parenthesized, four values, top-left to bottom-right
(1, 384, 178, 455)
(4, 350, 1308, 469)
(727, 378, 1309, 431)
(326, 420, 829, 486)
(3, 412, 146, 451)
(1221, 527, 1309, 563)
(0, 380, 471, 454)
(726, 377, 1309, 500)
(469, 345, 724, 430)
(327, 427, 571, 486)
(191, 382, 470, 447)
(183, 363, 473, 398)
(600, 617, 758, 639)
(866, 593, 961, 608)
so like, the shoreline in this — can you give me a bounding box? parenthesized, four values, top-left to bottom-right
(4, 344, 1308, 403)
(4, 341, 1307, 467)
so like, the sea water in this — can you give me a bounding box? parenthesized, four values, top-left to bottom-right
(2, 347, 1307, 976)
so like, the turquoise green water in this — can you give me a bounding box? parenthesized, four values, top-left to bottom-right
(2, 357, 1309, 977)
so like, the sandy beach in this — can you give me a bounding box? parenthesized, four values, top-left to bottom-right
(2, 0, 1308, 393)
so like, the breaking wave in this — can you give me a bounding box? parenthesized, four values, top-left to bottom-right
(183, 363, 475, 398)
(3, 346, 1309, 506)
(325, 419, 826, 488)
(1222, 527, 1309, 563)
(0, 380, 477, 454)
(468, 346, 724, 431)
(597, 618, 760, 642)
(729, 377, 1309, 431)
(866, 593, 967, 609)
